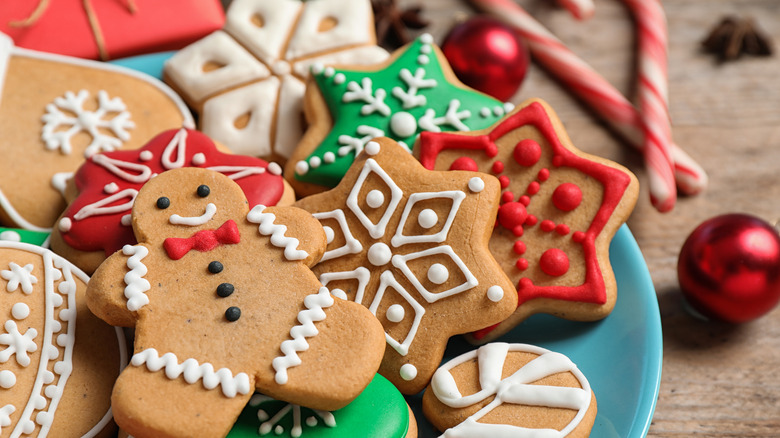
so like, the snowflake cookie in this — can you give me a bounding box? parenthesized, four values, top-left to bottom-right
(285, 33, 513, 196)
(0, 241, 127, 437)
(294, 137, 517, 395)
(86, 167, 386, 438)
(422, 342, 597, 437)
(164, 0, 389, 162)
(0, 33, 193, 232)
(228, 374, 416, 438)
(416, 98, 640, 342)
(50, 128, 293, 275)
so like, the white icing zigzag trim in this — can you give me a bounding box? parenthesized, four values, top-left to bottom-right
(272, 287, 335, 385)
(130, 348, 251, 398)
(122, 245, 151, 312)
(247, 205, 308, 261)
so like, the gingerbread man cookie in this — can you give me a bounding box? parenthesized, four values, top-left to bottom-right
(416, 99, 639, 342)
(50, 128, 294, 274)
(0, 241, 127, 438)
(0, 32, 193, 231)
(164, 0, 389, 163)
(86, 167, 386, 438)
(423, 343, 597, 437)
(294, 138, 517, 394)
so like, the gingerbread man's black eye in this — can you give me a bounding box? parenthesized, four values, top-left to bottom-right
(197, 185, 210, 198)
(156, 197, 170, 209)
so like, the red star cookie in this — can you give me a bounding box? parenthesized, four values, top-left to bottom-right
(416, 98, 639, 342)
(86, 167, 386, 438)
(294, 137, 517, 394)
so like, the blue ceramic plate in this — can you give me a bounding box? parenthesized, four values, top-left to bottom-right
(112, 52, 663, 438)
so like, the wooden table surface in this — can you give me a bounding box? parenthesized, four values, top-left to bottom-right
(411, 0, 780, 436)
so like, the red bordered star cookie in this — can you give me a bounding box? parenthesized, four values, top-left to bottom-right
(294, 137, 517, 394)
(416, 98, 639, 342)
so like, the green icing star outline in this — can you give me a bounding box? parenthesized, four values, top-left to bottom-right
(294, 33, 513, 188)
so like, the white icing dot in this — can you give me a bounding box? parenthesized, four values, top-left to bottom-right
(427, 263, 449, 285)
(493, 106, 505, 116)
(311, 63, 324, 74)
(386, 304, 405, 323)
(330, 289, 347, 300)
(274, 425, 284, 435)
(418, 55, 430, 65)
(139, 150, 153, 161)
(364, 141, 381, 156)
(421, 33, 434, 44)
(295, 160, 309, 175)
(389, 111, 418, 138)
(44, 384, 61, 399)
(51, 320, 62, 333)
(0, 370, 16, 389)
(421, 45, 432, 54)
(323, 151, 336, 163)
(257, 409, 269, 422)
(480, 107, 491, 118)
(41, 370, 54, 384)
(271, 60, 291, 76)
(367, 243, 392, 266)
(468, 177, 485, 193)
(323, 226, 335, 244)
(51, 294, 63, 307)
(21, 420, 35, 434)
(306, 416, 318, 427)
(58, 218, 72, 233)
(417, 208, 438, 229)
(54, 360, 72, 375)
(309, 156, 322, 169)
(267, 162, 282, 175)
(324, 67, 335, 77)
(59, 308, 74, 322)
(57, 333, 69, 347)
(334, 73, 346, 84)
(11, 302, 29, 320)
(400, 364, 418, 381)
(0, 230, 21, 242)
(33, 395, 47, 409)
(35, 411, 53, 427)
(487, 285, 505, 302)
(366, 190, 385, 208)
(192, 153, 206, 166)
(504, 102, 515, 112)
(103, 182, 119, 194)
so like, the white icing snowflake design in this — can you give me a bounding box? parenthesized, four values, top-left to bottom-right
(250, 394, 336, 438)
(1, 262, 37, 294)
(41, 89, 135, 157)
(0, 320, 38, 367)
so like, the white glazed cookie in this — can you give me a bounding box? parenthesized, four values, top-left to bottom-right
(0, 241, 127, 438)
(164, 0, 389, 163)
(423, 343, 597, 437)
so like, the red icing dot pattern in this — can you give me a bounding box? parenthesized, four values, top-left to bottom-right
(513, 139, 542, 167)
(449, 156, 479, 172)
(492, 161, 505, 174)
(539, 248, 569, 276)
(552, 182, 583, 212)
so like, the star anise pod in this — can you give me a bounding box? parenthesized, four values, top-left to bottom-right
(372, 0, 429, 48)
(702, 15, 773, 61)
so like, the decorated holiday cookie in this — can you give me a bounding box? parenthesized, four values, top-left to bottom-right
(87, 167, 386, 438)
(49, 128, 294, 274)
(416, 99, 639, 342)
(164, 0, 389, 163)
(286, 33, 514, 196)
(0, 32, 193, 232)
(0, 228, 49, 246)
(228, 374, 417, 438)
(0, 241, 127, 438)
(294, 138, 517, 394)
(422, 343, 596, 437)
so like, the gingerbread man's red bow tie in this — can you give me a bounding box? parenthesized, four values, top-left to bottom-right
(163, 220, 241, 260)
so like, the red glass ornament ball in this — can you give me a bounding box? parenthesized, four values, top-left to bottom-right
(677, 213, 780, 323)
(441, 16, 530, 101)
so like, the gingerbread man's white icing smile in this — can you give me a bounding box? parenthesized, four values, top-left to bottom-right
(169, 202, 217, 226)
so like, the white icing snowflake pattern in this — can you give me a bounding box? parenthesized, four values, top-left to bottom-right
(1, 262, 37, 294)
(250, 394, 336, 438)
(41, 89, 135, 157)
(0, 404, 16, 433)
(0, 320, 38, 367)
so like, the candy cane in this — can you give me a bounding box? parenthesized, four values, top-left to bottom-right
(469, 0, 707, 207)
(556, 0, 595, 20)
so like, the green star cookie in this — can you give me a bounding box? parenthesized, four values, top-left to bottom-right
(286, 33, 513, 195)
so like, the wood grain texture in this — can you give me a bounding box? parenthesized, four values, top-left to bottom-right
(408, 0, 780, 436)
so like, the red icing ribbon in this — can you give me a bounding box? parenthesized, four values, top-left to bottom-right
(163, 220, 240, 260)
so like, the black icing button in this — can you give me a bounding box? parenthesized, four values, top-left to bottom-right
(208, 261, 224, 274)
(197, 184, 210, 198)
(225, 306, 241, 322)
(156, 197, 170, 209)
(216, 283, 234, 298)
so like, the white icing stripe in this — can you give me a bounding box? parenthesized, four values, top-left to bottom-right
(0, 33, 13, 111)
(247, 205, 308, 261)
(130, 348, 251, 398)
(161, 128, 188, 169)
(431, 343, 591, 438)
(272, 287, 334, 385)
(73, 188, 138, 221)
(91, 153, 153, 183)
(168, 203, 217, 226)
(122, 245, 151, 312)
(205, 165, 266, 180)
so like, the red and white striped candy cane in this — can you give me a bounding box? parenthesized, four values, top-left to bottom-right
(469, 0, 707, 209)
(557, 0, 595, 20)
